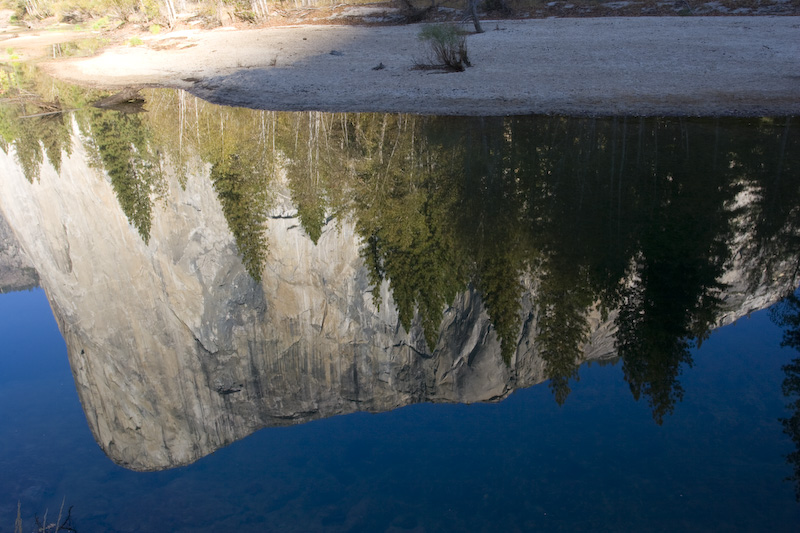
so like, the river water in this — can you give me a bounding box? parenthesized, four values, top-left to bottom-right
(0, 82, 798, 531)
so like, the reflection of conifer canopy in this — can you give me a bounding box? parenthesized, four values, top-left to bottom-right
(210, 153, 270, 283)
(348, 114, 467, 351)
(0, 64, 99, 183)
(772, 293, 800, 501)
(2, 107, 72, 184)
(4, 81, 798, 425)
(87, 109, 161, 244)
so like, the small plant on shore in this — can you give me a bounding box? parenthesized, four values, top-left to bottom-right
(51, 37, 108, 58)
(417, 24, 471, 72)
(91, 16, 110, 30)
(127, 36, 143, 46)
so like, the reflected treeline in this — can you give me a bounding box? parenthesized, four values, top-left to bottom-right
(1, 78, 798, 423)
(0, 64, 76, 181)
(83, 108, 165, 244)
(772, 292, 800, 501)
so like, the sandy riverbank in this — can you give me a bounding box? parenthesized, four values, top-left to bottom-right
(14, 16, 800, 115)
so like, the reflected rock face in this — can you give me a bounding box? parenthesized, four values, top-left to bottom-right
(0, 210, 38, 293)
(0, 106, 797, 471)
(0, 139, 552, 470)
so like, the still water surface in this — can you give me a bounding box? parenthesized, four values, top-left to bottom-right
(0, 81, 798, 531)
(1, 288, 799, 531)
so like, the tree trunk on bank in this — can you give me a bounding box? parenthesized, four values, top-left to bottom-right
(468, 0, 484, 33)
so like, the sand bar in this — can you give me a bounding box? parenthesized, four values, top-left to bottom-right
(35, 16, 800, 116)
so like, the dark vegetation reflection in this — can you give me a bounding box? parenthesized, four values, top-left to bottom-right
(772, 292, 800, 501)
(1, 68, 798, 428)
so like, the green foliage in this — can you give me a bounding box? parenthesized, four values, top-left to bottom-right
(12, 116, 44, 181)
(85, 108, 163, 244)
(773, 293, 800, 501)
(773, 293, 800, 352)
(537, 265, 593, 405)
(0, 63, 106, 182)
(417, 24, 470, 72)
(612, 119, 737, 424)
(220, 0, 263, 23)
(475, 252, 523, 364)
(91, 15, 109, 29)
(350, 114, 468, 350)
(0, 89, 75, 181)
(281, 112, 351, 244)
(199, 107, 276, 283)
(136, 91, 277, 281)
(141, 0, 159, 20)
(781, 355, 800, 502)
(210, 154, 270, 282)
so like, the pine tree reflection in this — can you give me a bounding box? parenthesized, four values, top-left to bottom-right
(772, 292, 800, 502)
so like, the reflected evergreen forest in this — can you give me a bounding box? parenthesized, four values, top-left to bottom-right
(2, 79, 798, 430)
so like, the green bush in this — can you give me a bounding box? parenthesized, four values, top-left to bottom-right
(418, 24, 471, 72)
(141, 0, 159, 20)
(91, 14, 109, 28)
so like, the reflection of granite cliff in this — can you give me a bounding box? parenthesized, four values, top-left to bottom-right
(0, 208, 38, 293)
(0, 130, 792, 471)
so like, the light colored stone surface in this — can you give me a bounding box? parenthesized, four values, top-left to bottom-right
(39, 17, 800, 116)
(0, 209, 38, 292)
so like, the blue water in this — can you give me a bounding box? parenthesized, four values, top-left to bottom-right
(1, 288, 798, 532)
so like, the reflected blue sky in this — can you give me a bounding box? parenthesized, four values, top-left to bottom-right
(1, 288, 799, 531)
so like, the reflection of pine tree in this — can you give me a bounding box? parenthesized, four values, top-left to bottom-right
(39, 113, 73, 174)
(511, 116, 636, 399)
(210, 154, 270, 283)
(295, 194, 326, 244)
(617, 281, 693, 425)
(12, 116, 44, 183)
(452, 117, 529, 364)
(475, 251, 523, 364)
(771, 292, 800, 501)
(0, 67, 75, 182)
(144, 98, 277, 283)
(284, 112, 351, 244)
(537, 265, 593, 405)
(351, 114, 467, 350)
(3, 107, 72, 183)
(614, 119, 736, 424)
(86, 109, 162, 244)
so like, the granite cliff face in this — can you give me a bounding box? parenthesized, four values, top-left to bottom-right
(0, 209, 38, 293)
(0, 118, 795, 471)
